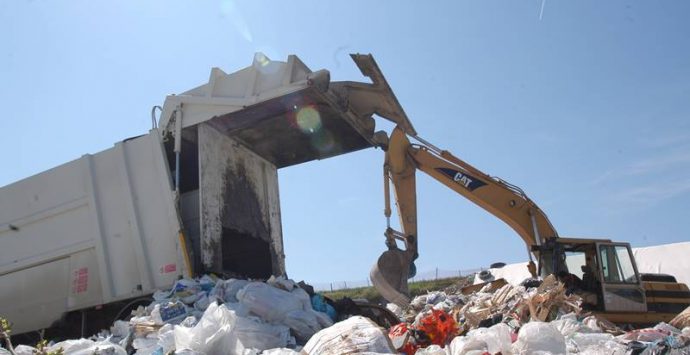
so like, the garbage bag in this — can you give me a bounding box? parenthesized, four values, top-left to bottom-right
(578, 341, 627, 355)
(47, 338, 97, 354)
(415, 344, 446, 355)
(12, 345, 37, 355)
(466, 323, 513, 354)
(290, 286, 313, 311)
(133, 335, 159, 354)
(69, 341, 127, 355)
(157, 324, 176, 354)
(173, 302, 240, 354)
(447, 336, 489, 355)
(237, 282, 304, 323)
(512, 321, 566, 355)
(568, 332, 615, 353)
(260, 348, 301, 355)
(211, 279, 251, 303)
(311, 294, 337, 321)
(552, 313, 592, 337)
(386, 303, 404, 318)
(303, 316, 396, 354)
(267, 275, 296, 291)
(282, 309, 322, 342)
(234, 316, 291, 350)
(389, 322, 419, 354)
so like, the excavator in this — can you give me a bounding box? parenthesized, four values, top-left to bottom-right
(370, 125, 690, 326)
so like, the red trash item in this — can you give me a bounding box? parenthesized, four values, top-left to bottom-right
(389, 322, 419, 355)
(415, 309, 459, 346)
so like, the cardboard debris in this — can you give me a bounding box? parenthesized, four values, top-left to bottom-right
(671, 305, 690, 330)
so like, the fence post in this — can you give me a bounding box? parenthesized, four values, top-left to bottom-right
(330, 283, 333, 292)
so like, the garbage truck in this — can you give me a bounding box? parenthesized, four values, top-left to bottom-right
(0, 53, 414, 337)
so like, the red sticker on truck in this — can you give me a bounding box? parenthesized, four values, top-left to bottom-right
(71, 267, 88, 294)
(160, 263, 177, 274)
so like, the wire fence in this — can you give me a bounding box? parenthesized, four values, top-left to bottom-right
(312, 267, 485, 292)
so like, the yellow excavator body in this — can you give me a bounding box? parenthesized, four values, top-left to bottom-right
(370, 126, 690, 326)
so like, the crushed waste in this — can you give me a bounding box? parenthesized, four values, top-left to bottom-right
(1, 274, 690, 355)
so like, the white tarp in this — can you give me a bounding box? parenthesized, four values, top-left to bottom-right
(633, 241, 690, 287)
(474, 241, 690, 287)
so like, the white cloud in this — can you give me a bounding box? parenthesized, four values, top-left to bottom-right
(592, 149, 690, 186)
(615, 179, 690, 205)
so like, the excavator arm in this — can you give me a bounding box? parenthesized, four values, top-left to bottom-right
(371, 126, 559, 306)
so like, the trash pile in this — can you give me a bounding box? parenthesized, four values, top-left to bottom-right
(1, 275, 336, 355)
(385, 275, 690, 354)
(2, 274, 690, 355)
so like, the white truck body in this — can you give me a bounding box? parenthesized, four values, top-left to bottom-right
(0, 133, 185, 333)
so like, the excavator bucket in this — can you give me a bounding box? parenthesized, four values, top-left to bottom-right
(370, 249, 415, 307)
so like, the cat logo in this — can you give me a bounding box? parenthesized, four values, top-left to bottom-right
(435, 167, 487, 191)
(453, 172, 474, 188)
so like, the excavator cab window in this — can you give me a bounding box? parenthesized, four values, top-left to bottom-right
(564, 251, 586, 279)
(599, 244, 638, 284)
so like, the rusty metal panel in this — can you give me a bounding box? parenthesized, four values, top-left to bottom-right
(198, 123, 284, 277)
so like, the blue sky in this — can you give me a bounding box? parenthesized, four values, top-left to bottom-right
(2, 1, 689, 284)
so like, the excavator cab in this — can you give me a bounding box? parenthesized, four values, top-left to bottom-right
(535, 238, 690, 325)
(536, 238, 647, 313)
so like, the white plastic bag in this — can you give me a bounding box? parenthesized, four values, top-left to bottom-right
(415, 344, 446, 354)
(260, 348, 301, 355)
(447, 336, 488, 355)
(211, 279, 250, 303)
(512, 321, 566, 355)
(47, 338, 96, 354)
(570, 332, 614, 350)
(234, 316, 291, 350)
(12, 345, 37, 355)
(173, 302, 240, 354)
(552, 317, 592, 337)
(568, 333, 624, 354)
(303, 316, 396, 355)
(290, 286, 313, 311)
(313, 310, 334, 329)
(267, 276, 296, 291)
(237, 282, 304, 323)
(282, 309, 322, 341)
(467, 323, 513, 355)
(386, 303, 403, 317)
(69, 341, 127, 355)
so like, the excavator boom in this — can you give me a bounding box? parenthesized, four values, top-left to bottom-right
(371, 126, 559, 305)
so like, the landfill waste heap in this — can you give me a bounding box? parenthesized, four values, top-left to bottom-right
(2, 273, 690, 355)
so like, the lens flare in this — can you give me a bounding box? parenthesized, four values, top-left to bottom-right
(310, 129, 337, 154)
(253, 52, 270, 67)
(295, 106, 322, 134)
